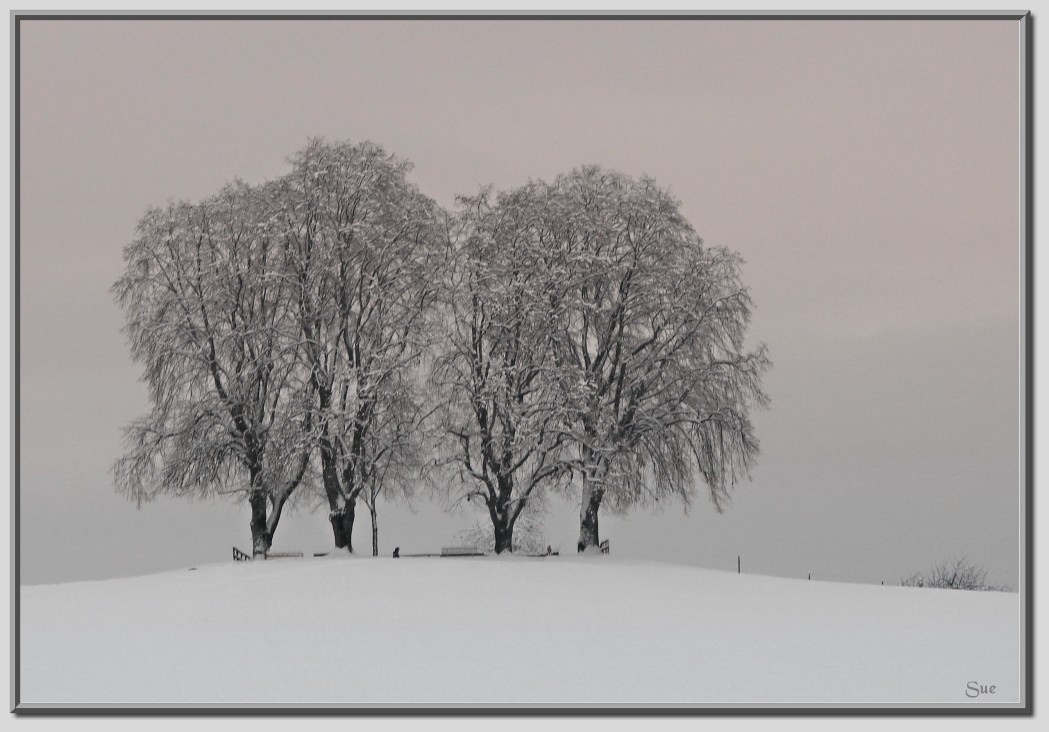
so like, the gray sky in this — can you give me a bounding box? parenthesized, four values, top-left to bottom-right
(18, 19, 1022, 587)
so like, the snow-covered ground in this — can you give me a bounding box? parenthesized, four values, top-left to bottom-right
(19, 556, 1021, 707)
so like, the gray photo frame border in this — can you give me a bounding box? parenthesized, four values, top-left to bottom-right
(8, 9, 1034, 716)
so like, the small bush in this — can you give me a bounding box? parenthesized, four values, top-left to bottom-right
(900, 557, 1008, 591)
(454, 501, 549, 555)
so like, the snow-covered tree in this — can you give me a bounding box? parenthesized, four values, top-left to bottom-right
(547, 168, 770, 551)
(465, 168, 770, 551)
(431, 186, 575, 553)
(113, 182, 314, 557)
(273, 139, 446, 553)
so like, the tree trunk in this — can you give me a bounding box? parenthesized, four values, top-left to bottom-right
(265, 448, 311, 543)
(319, 436, 354, 551)
(249, 490, 271, 558)
(369, 501, 378, 557)
(577, 479, 604, 553)
(330, 501, 356, 554)
(493, 520, 514, 554)
(491, 477, 515, 554)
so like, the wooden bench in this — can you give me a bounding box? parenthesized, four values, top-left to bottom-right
(233, 547, 304, 561)
(265, 551, 304, 560)
(440, 546, 484, 557)
(599, 540, 610, 555)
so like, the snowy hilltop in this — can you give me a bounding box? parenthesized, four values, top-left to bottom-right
(19, 556, 1019, 707)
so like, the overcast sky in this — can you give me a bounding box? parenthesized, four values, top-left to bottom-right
(18, 18, 1022, 587)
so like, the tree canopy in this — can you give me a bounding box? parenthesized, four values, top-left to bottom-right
(433, 168, 769, 552)
(114, 141, 769, 559)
